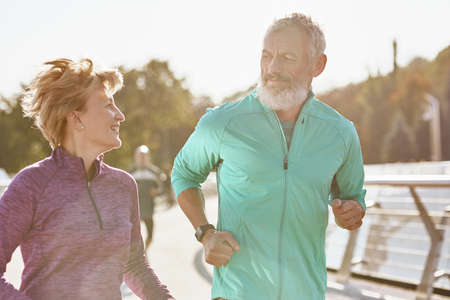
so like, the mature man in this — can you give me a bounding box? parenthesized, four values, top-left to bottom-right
(171, 13, 366, 300)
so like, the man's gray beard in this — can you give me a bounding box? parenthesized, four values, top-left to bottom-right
(257, 81, 309, 111)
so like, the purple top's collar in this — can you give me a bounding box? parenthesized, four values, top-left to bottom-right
(53, 147, 104, 179)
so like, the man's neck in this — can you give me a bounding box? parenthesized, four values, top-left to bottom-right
(275, 102, 303, 122)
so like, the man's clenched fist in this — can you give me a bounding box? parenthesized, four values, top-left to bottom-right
(201, 230, 240, 267)
(332, 198, 365, 231)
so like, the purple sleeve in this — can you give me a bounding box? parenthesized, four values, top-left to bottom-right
(0, 172, 34, 300)
(123, 182, 175, 300)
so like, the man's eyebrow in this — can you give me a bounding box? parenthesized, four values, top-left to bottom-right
(262, 49, 298, 57)
(284, 52, 298, 57)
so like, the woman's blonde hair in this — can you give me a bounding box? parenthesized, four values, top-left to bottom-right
(22, 58, 123, 149)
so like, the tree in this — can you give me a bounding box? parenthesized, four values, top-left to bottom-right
(426, 46, 450, 160)
(0, 93, 50, 174)
(381, 112, 417, 162)
(104, 60, 213, 172)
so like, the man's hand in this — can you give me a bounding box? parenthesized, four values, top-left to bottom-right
(332, 199, 365, 231)
(201, 230, 240, 267)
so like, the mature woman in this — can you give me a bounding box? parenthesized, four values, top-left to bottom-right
(0, 58, 174, 300)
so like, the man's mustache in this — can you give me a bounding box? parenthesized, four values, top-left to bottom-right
(263, 74, 290, 82)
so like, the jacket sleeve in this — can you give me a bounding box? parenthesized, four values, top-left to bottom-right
(0, 172, 34, 300)
(123, 181, 174, 300)
(330, 123, 367, 211)
(171, 109, 223, 198)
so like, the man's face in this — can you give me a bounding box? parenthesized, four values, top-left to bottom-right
(260, 26, 313, 94)
(135, 152, 149, 168)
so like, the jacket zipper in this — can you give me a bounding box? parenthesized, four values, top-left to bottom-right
(273, 113, 304, 300)
(87, 181, 104, 230)
(273, 113, 289, 300)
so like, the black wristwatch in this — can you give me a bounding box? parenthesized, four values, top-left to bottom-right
(195, 224, 215, 242)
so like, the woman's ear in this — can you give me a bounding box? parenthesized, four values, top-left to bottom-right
(68, 111, 84, 130)
(311, 54, 327, 78)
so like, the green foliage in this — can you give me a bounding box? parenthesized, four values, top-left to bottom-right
(102, 60, 214, 172)
(0, 93, 51, 174)
(319, 46, 450, 163)
(426, 46, 450, 160)
(381, 112, 418, 162)
(105, 60, 201, 172)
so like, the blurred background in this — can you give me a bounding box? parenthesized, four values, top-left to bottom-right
(1, 0, 449, 299)
(1, 0, 449, 172)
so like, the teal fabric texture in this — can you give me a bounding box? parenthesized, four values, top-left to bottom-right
(171, 89, 366, 300)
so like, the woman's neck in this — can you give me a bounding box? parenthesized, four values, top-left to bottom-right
(61, 137, 101, 181)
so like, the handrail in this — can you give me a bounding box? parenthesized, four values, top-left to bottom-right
(336, 175, 450, 300)
(365, 175, 450, 187)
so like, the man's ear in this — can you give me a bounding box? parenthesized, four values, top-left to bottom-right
(311, 54, 327, 78)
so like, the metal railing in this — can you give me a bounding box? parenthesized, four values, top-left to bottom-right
(336, 175, 450, 300)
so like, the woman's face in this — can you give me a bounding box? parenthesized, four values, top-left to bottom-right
(77, 88, 125, 152)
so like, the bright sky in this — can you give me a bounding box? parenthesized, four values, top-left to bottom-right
(1, 0, 449, 103)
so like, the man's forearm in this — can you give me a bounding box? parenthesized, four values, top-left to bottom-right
(177, 188, 210, 229)
(177, 187, 239, 267)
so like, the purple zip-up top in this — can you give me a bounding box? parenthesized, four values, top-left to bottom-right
(0, 147, 174, 300)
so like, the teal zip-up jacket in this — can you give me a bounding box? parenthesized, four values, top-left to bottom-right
(171, 90, 366, 300)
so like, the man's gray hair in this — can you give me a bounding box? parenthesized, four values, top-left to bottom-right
(265, 13, 326, 58)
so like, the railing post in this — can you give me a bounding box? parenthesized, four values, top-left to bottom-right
(336, 228, 360, 283)
(409, 186, 444, 300)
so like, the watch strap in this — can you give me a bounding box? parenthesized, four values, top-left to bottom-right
(195, 224, 215, 242)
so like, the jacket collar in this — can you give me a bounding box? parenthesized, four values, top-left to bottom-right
(52, 146, 104, 179)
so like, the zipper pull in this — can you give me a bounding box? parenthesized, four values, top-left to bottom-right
(283, 156, 288, 170)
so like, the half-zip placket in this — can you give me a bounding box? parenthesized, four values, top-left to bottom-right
(87, 180, 104, 230)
